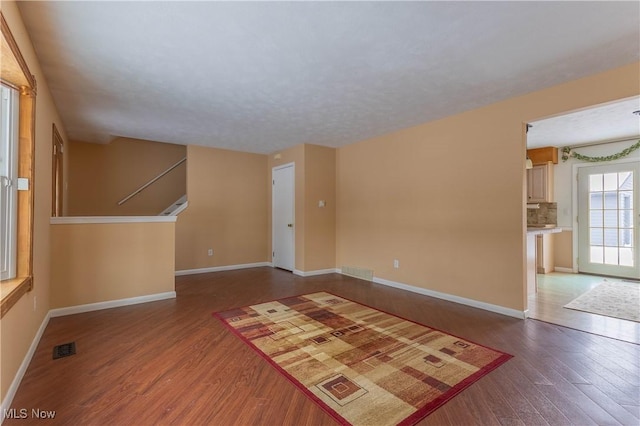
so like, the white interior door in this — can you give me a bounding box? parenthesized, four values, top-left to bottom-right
(272, 164, 294, 271)
(578, 161, 640, 279)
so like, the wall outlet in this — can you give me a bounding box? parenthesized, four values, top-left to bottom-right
(393, 259, 399, 269)
(207, 249, 213, 256)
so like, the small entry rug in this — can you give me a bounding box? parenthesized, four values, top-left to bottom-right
(214, 292, 512, 425)
(564, 281, 640, 322)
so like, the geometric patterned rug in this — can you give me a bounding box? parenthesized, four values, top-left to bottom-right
(214, 292, 512, 425)
(564, 281, 640, 322)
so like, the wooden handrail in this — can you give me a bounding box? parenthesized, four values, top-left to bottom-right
(117, 157, 186, 206)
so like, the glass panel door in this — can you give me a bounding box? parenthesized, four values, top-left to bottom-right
(578, 161, 639, 278)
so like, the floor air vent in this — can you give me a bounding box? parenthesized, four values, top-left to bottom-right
(341, 266, 374, 281)
(53, 342, 76, 360)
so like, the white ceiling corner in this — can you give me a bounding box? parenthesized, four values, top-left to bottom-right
(16, 1, 640, 154)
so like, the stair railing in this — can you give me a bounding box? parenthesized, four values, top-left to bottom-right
(117, 157, 186, 206)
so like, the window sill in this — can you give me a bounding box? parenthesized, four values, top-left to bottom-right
(1, 276, 32, 318)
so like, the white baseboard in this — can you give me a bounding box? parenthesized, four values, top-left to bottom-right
(553, 267, 576, 273)
(175, 262, 272, 276)
(293, 268, 340, 277)
(371, 276, 527, 319)
(1, 311, 51, 423)
(49, 291, 176, 318)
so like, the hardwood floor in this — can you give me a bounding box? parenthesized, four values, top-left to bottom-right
(528, 272, 640, 344)
(5, 268, 640, 425)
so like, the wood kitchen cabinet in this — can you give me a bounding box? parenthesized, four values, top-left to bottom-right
(527, 162, 553, 202)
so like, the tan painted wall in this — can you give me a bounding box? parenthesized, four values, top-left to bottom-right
(268, 144, 336, 272)
(336, 62, 639, 312)
(303, 145, 336, 271)
(175, 145, 268, 271)
(50, 222, 175, 308)
(0, 1, 68, 402)
(554, 230, 574, 270)
(67, 138, 186, 216)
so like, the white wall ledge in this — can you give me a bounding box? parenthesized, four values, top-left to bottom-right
(50, 216, 177, 224)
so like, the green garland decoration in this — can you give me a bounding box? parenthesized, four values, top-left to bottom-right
(561, 140, 640, 162)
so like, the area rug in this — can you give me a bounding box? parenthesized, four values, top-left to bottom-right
(564, 281, 640, 322)
(214, 292, 512, 425)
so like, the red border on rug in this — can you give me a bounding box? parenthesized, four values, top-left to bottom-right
(213, 292, 513, 426)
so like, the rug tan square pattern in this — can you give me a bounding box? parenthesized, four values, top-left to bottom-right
(215, 292, 512, 425)
(564, 281, 640, 322)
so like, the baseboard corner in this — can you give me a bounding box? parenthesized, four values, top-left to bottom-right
(553, 267, 575, 273)
(293, 268, 340, 277)
(49, 291, 176, 318)
(175, 262, 272, 276)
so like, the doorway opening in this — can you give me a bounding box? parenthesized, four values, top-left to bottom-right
(526, 97, 640, 343)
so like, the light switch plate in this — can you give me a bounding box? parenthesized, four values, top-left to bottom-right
(17, 178, 29, 190)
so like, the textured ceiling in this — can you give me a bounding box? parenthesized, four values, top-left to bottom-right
(528, 97, 640, 149)
(17, 1, 640, 154)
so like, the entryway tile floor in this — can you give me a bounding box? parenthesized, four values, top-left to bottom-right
(528, 272, 639, 344)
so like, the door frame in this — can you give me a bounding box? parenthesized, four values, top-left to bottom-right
(272, 162, 295, 271)
(571, 156, 639, 274)
(51, 123, 64, 217)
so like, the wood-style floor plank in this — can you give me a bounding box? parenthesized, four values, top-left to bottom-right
(4, 268, 639, 425)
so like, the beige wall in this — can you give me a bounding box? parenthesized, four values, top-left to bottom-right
(175, 145, 268, 271)
(67, 138, 186, 216)
(269, 144, 336, 272)
(336, 62, 639, 312)
(0, 1, 68, 402)
(50, 222, 175, 308)
(303, 145, 336, 271)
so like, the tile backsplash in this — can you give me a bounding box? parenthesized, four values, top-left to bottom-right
(527, 202, 557, 225)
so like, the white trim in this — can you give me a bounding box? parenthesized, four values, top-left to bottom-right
(553, 267, 576, 273)
(170, 200, 188, 216)
(50, 216, 177, 225)
(272, 162, 296, 172)
(560, 226, 573, 232)
(1, 311, 51, 422)
(175, 262, 272, 276)
(49, 291, 176, 318)
(293, 268, 340, 277)
(370, 276, 527, 319)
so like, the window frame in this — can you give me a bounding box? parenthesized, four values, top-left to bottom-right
(0, 11, 37, 318)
